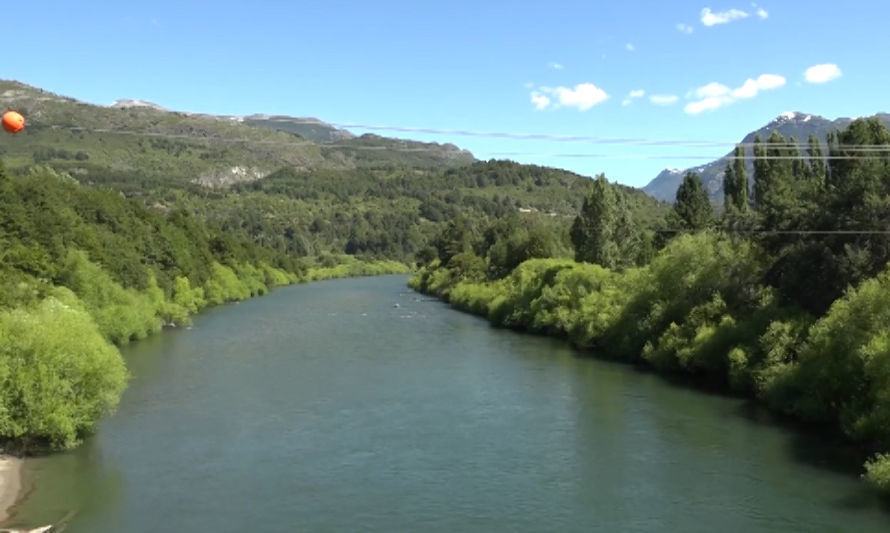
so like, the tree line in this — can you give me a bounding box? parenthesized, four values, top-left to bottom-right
(0, 163, 405, 450)
(411, 117, 890, 496)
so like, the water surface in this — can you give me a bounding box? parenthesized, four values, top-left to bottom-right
(6, 275, 889, 531)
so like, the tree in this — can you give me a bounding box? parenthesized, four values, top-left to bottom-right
(806, 134, 826, 182)
(482, 214, 559, 279)
(570, 175, 641, 269)
(754, 131, 804, 231)
(765, 119, 890, 313)
(789, 138, 807, 181)
(673, 172, 713, 230)
(732, 145, 749, 212)
(433, 217, 476, 265)
(724, 148, 748, 213)
(722, 146, 753, 233)
(723, 159, 736, 211)
(752, 134, 769, 207)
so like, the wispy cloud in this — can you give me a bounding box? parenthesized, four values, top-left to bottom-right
(685, 73, 786, 114)
(701, 7, 749, 26)
(530, 83, 609, 111)
(548, 62, 564, 70)
(622, 89, 646, 106)
(804, 63, 842, 84)
(685, 98, 728, 115)
(751, 2, 769, 18)
(676, 23, 694, 34)
(625, 43, 635, 52)
(649, 94, 679, 106)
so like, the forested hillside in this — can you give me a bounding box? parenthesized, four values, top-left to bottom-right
(0, 78, 671, 451)
(0, 162, 407, 450)
(1, 79, 667, 264)
(411, 117, 890, 496)
(0, 80, 473, 189)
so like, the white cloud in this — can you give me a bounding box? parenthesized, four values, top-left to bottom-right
(755, 73, 785, 89)
(649, 94, 679, 106)
(553, 83, 608, 110)
(731, 73, 785, 98)
(530, 83, 609, 111)
(732, 79, 759, 99)
(530, 91, 551, 110)
(691, 82, 731, 99)
(805, 63, 842, 84)
(622, 89, 646, 106)
(685, 73, 786, 114)
(626, 43, 635, 52)
(701, 7, 749, 26)
(756, 7, 768, 18)
(676, 23, 694, 34)
(523, 82, 534, 89)
(548, 62, 564, 70)
(685, 97, 730, 114)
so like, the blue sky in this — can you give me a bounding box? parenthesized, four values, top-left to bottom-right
(5, 1, 889, 187)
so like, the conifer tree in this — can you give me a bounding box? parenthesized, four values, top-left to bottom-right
(570, 175, 642, 269)
(673, 172, 713, 230)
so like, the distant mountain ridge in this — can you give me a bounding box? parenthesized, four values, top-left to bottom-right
(0, 79, 474, 187)
(109, 99, 167, 111)
(643, 112, 890, 202)
(241, 115, 354, 142)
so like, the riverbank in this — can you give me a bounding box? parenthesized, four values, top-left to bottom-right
(8, 274, 890, 531)
(409, 246, 890, 495)
(0, 455, 22, 523)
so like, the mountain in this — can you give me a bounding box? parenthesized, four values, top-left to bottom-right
(0, 79, 669, 266)
(109, 99, 167, 111)
(241, 114, 354, 142)
(643, 112, 890, 202)
(0, 79, 474, 188)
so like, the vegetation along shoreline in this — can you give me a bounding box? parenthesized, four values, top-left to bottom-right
(409, 117, 890, 497)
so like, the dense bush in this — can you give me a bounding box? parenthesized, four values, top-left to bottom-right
(0, 162, 409, 449)
(0, 292, 128, 448)
(864, 454, 890, 493)
(412, 232, 890, 497)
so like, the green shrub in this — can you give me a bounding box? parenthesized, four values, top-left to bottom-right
(790, 267, 890, 445)
(0, 294, 128, 449)
(58, 250, 162, 344)
(204, 262, 251, 305)
(863, 453, 890, 494)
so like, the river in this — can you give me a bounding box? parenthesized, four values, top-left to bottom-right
(3, 275, 889, 532)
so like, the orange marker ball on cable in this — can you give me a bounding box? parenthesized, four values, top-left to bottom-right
(2, 110, 25, 134)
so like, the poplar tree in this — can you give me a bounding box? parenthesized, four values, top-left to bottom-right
(723, 145, 748, 213)
(807, 134, 826, 182)
(732, 145, 749, 212)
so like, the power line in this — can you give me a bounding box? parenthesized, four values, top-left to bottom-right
(39, 124, 890, 161)
(322, 121, 890, 150)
